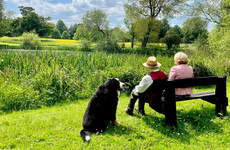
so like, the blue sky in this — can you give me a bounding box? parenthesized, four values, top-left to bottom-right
(4, 0, 184, 28)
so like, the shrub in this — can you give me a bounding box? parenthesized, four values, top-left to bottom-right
(21, 32, 42, 49)
(51, 28, 61, 39)
(94, 39, 121, 52)
(80, 40, 91, 51)
(62, 31, 70, 39)
(192, 62, 214, 77)
(161, 31, 181, 50)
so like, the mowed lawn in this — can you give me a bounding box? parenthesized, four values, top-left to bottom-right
(0, 86, 230, 149)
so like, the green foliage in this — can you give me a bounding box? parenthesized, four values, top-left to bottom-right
(182, 17, 208, 43)
(110, 26, 129, 42)
(61, 31, 70, 39)
(161, 31, 181, 50)
(0, 48, 229, 113)
(18, 6, 34, 17)
(73, 24, 89, 40)
(82, 9, 109, 39)
(171, 25, 183, 38)
(158, 18, 170, 40)
(134, 18, 161, 44)
(186, 0, 225, 25)
(51, 28, 61, 39)
(16, 6, 53, 37)
(56, 20, 67, 35)
(192, 62, 214, 77)
(10, 18, 24, 36)
(124, 0, 185, 49)
(80, 40, 91, 51)
(0, 0, 5, 37)
(20, 32, 42, 49)
(69, 23, 79, 39)
(94, 39, 121, 52)
(0, 51, 147, 112)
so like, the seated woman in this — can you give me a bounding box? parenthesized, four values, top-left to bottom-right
(169, 52, 194, 96)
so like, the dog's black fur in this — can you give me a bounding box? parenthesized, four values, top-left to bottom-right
(80, 78, 125, 141)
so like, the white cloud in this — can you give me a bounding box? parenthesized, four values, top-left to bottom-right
(6, 0, 128, 27)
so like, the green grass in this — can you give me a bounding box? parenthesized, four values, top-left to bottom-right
(0, 43, 229, 149)
(0, 86, 230, 149)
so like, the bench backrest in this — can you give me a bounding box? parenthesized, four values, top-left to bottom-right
(165, 76, 227, 98)
(166, 76, 226, 88)
(144, 76, 227, 98)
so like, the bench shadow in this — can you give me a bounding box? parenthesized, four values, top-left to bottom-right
(138, 107, 224, 143)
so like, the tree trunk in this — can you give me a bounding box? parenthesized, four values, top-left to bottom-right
(131, 32, 135, 49)
(141, 22, 152, 49)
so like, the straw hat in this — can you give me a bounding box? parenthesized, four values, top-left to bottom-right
(174, 52, 189, 64)
(143, 56, 161, 69)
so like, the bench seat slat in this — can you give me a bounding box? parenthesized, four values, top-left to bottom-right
(175, 92, 215, 101)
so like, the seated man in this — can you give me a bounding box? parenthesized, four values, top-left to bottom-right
(125, 56, 167, 116)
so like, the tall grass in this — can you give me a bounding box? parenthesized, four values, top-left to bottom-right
(0, 50, 151, 112)
(0, 49, 229, 113)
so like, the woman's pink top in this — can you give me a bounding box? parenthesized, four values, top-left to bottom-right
(169, 64, 194, 95)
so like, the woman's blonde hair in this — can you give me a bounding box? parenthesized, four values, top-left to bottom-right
(174, 52, 189, 64)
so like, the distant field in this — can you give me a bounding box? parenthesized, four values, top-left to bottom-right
(0, 36, 168, 51)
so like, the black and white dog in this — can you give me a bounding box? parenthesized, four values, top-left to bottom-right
(80, 78, 125, 141)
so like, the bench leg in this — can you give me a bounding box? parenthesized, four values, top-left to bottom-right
(215, 104, 227, 116)
(164, 102, 177, 128)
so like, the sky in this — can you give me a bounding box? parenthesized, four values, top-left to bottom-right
(4, 0, 184, 28)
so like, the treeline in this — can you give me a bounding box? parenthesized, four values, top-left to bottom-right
(0, 1, 230, 54)
(0, 1, 208, 50)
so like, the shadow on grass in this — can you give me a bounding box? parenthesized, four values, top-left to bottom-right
(104, 123, 136, 136)
(139, 107, 224, 143)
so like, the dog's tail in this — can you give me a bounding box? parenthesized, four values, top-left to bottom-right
(80, 129, 92, 142)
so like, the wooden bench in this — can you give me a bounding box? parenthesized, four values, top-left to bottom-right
(142, 76, 228, 128)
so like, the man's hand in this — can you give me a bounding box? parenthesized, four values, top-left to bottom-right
(132, 89, 139, 96)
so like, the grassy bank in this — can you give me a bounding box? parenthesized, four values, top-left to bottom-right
(0, 86, 229, 149)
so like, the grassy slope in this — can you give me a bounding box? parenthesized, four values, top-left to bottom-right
(0, 85, 230, 150)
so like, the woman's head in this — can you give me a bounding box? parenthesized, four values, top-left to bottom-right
(174, 52, 189, 65)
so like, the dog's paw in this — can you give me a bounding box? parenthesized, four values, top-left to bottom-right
(113, 120, 120, 126)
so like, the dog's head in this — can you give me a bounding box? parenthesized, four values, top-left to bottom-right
(104, 78, 125, 92)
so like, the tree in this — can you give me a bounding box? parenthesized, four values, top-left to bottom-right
(62, 30, 70, 39)
(134, 18, 161, 44)
(18, 6, 35, 17)
(182, 17, 208, 43)
(0, 0, 3, 20)
(161, 31, 181, 50)
(185, 0, 227, 25)
(171, 25, 183, 38)
(208, 1, 230, 56)
(21, 12, 41, 32)
(69, 23, 79, 39)
(0, 0, 5, 36)
(1, 11, 15, 36)
(158, 18, 171, 40)
(56, 20, 68, 35)
(82, 9, 109, 40)
(10, 6, 53, 37)
(10, 18, 23, 36)
(73, 24, 90, 40)
(110, 26, 129, 42)
(51, 28, 61, 39)
(124, 6, 137, 49)
(124, 0, 185, 49)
